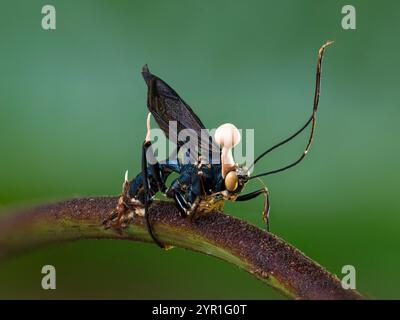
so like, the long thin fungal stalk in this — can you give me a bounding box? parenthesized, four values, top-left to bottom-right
(0, 197, 363, 300)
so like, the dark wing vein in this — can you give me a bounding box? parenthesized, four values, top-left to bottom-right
(142, 65, 220, 161)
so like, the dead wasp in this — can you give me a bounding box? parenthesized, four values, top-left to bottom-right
(104, 41, 333, 248)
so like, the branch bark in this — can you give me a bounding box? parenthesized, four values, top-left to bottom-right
(0, 196, 363, 300)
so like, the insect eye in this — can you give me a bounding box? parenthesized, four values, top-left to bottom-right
(225, 171, 239, 192)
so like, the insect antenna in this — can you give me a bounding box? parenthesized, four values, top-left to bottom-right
(249, 41, 333, 180)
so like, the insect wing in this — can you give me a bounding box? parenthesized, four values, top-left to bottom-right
(142, 65, 220, 163)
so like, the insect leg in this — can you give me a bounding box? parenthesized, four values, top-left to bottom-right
(173, 189, 190, 218)
(166, 169, 204, 220)
(142, 141, 165, 249)
(166, 178, 190, 218)
(236, 188, 271, 231)
(185, 173, 205, 220)
(146, 153, 167, 194)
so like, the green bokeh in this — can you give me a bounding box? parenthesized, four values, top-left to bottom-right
(0, 0, 399, 299)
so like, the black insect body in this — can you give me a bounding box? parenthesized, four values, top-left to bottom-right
(104, 42, 333, 248)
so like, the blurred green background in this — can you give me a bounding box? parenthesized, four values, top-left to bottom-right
(0, 0, 399, 299)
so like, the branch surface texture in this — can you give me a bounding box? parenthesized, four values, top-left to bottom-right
(0, 197, 363, 300)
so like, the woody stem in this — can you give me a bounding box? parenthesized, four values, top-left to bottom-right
(0, 196, 363, 300)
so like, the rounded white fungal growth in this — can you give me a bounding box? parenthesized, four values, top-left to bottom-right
(214, 123, 241, 177)
(214, 123, 241, 149)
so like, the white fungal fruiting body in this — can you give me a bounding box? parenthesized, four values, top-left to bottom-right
(214, 123, 241, 178)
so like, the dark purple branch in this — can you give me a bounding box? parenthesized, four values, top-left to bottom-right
(0, 197, 363, 300)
